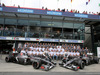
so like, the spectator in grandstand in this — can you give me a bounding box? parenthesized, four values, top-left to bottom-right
(42, 6, 44, 9)
(66, 9, 69, 12)
(2, 3, 5, 7)
(0, 3, 1, 7)
(98, 12, 100, 15)
(62, 9, 65, 12)
(77, 11, 80, 13)
(45, 7, 48, 10)
(5, 27, 8, 31)
(70, 9, 73, 13)
(18, 5, 20, 8)
(57, 8, 60, 11)
(0, 26, 4, 30)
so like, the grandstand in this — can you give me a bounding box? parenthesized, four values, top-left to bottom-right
(0, 4, 100, 55)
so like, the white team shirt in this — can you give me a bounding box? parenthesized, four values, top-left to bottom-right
(28, 51, 32, 55)
(49, 52, 54, 56)
(29, 47, 34, 50)
(21, 50, 26, 54)
(60, 52, 64, 55)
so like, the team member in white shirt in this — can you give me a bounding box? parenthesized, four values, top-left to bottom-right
(32, 50, 36, 56)
(20, 48, 26, 54)
(36, 46, 39, 51)
(59, 50, 64, 60)
(56, 51, 60, 60)
(49, 46, 53, 52)
(61, 47, 65, 52)
(39, 50, 43, 57)
(27, 48, 32, 56)
(49, 50, 54, 59)
(70, 50, 74, 56)
(53, 51, 58, 60)
(67, 50, 71, 56)
(64, 50, 68, 57)
(76, 50, 80, 56)
(29, 45, 34, 50)
(33, 46, 36, 51)
(73, 50, 77, 56)
(38, 46, 42, 52)
(42, 46, 45, 52)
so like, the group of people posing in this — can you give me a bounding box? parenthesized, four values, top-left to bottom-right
(18, 43, 89, 60)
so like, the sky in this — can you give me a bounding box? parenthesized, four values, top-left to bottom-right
(0, 0, 100, 13)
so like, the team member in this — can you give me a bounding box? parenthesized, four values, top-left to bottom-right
(20, 48, 26, 54)
(43, 50, 51, 61)
(42, 46, 45, 52)
(38, 46, 42, 52)
(29, 45, 33, 50)
(32, 50, 36, 56)
(49, 50, 54, 59)
(53, 50, 58, 60)
(76, 50, 80, 56)
(49, 46, 53, 52)
(59, 50, 64, 60)
(27, 48, 32, 56)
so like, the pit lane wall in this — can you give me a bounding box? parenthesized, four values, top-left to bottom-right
(0, 36, 84, 43)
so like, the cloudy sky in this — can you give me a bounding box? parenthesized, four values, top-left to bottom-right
(0, 0, 100, 13)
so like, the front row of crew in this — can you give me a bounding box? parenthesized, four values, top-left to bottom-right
(20, 48, 86, 60)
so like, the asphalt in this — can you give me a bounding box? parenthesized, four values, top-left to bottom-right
(0, 54, 100, 74)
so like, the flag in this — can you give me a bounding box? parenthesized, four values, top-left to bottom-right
(86, 2, 88, 5)
(88, 0, 90, 2)
(99, 3, 100, 6)
(71, 0, 73, 3)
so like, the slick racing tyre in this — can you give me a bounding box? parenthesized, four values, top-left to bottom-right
(5, 57, 10, 62)
(32, 60, 41, 69)
(78, 60, 85, 69)
(94, 57, 99, 64)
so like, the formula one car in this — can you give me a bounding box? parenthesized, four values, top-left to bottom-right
(31, 56, 56, 71)
(5, 51, 18, 63)
(82, 53, 99, 65)
(59, 55, 85, 71)
(5, 51, 31, 65)
(5, 51, 56, 71)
